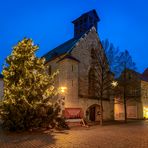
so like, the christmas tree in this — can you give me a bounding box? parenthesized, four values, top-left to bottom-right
(0, 38, 67, 131)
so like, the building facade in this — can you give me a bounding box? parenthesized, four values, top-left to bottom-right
(141, 68, 148, 119)
(43, 10, 114, 121)
(114, 69, 148, 120)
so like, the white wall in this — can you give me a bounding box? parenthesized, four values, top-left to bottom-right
(114, 103, 138, 120)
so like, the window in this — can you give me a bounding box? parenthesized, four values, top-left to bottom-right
(75, 22, 78, 27)
(88, 68, 96, 96)
(72, 65, 73, 72)
(128, 74, 132, 80)
(76, 30, 80, 35)
(80, 19, 83, 25)
(48, 65, 51, 75)
(89, 16, 93, 23)
(91, 48, 96, 59)
(84, 17, 87, 23)
(79, 27, 83, 33)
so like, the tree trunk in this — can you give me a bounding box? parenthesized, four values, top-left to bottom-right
(123, 89, 127, 123)
(100, 97, 103, 125)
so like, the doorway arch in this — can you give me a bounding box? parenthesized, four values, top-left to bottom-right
(86, 104, 101, 121)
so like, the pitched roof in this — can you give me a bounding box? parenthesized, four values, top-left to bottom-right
(42, 38, 79, 63)
(140, 68, 148, 82)
(42, 27, 94, 63)
(143, 68, 148, 77)
(125, 68, 148, 82)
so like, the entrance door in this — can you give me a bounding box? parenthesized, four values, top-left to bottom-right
(89, 106, 96, 121)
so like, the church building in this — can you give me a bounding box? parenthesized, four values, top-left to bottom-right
(43, 10, 114, 121)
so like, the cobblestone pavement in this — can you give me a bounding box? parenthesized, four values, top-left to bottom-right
(0, 120, 148, 148)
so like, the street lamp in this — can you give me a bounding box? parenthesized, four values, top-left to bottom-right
(111, 81, 118, 87)
(111, 81, 118, 102)
(59, 87, 67, 94)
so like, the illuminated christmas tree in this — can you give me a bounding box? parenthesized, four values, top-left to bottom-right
(1, 38, 66, 131)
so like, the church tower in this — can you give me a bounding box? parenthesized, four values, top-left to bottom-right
(72, 9, 100, 38)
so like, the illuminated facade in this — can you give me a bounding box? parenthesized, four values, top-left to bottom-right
(43, 10, 114, 121)
(114, 69, 148, 120)
(141, 69, 148, 118)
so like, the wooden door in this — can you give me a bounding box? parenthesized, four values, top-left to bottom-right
(89, 106, 96, 121)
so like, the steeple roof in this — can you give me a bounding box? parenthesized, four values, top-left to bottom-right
(42, 9, 100, 62)
(72, 9, 100, 38)
(72, 9, 100, 23)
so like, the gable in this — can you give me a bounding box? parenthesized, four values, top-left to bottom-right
(71, 27, 107, 66)
(42, 27, 99, 63)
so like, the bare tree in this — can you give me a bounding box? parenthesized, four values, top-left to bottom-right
(102, 39, 120, 77)
(102, 39, 138, 122)
(90, 45, 114, 125)
(115, 50, 137, 122)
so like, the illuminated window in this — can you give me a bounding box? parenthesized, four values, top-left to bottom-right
(144, 107, 148, 119)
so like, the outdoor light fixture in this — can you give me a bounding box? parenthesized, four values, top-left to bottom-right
(59, 87, 67, 93)
(58, 86, 67, 113)
(111, 81, 118, 87)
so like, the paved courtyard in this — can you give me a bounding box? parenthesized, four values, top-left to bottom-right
(0, 120, 148, 148)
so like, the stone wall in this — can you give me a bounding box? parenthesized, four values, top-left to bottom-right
(71, 27, 102, 98)
(71, 27, 114, 120)
(45, 55, 79, 109)
(45, 27, 114, 121)
(58, 59, 79, 108)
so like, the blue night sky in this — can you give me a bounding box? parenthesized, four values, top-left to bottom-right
(0, 0, 148, 73)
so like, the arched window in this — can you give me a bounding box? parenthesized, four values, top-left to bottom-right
(91, 48, 96, 59)
(88, 67, 96, 97)
(48, 65, 51, 75)
(89, 49, 99, 98)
